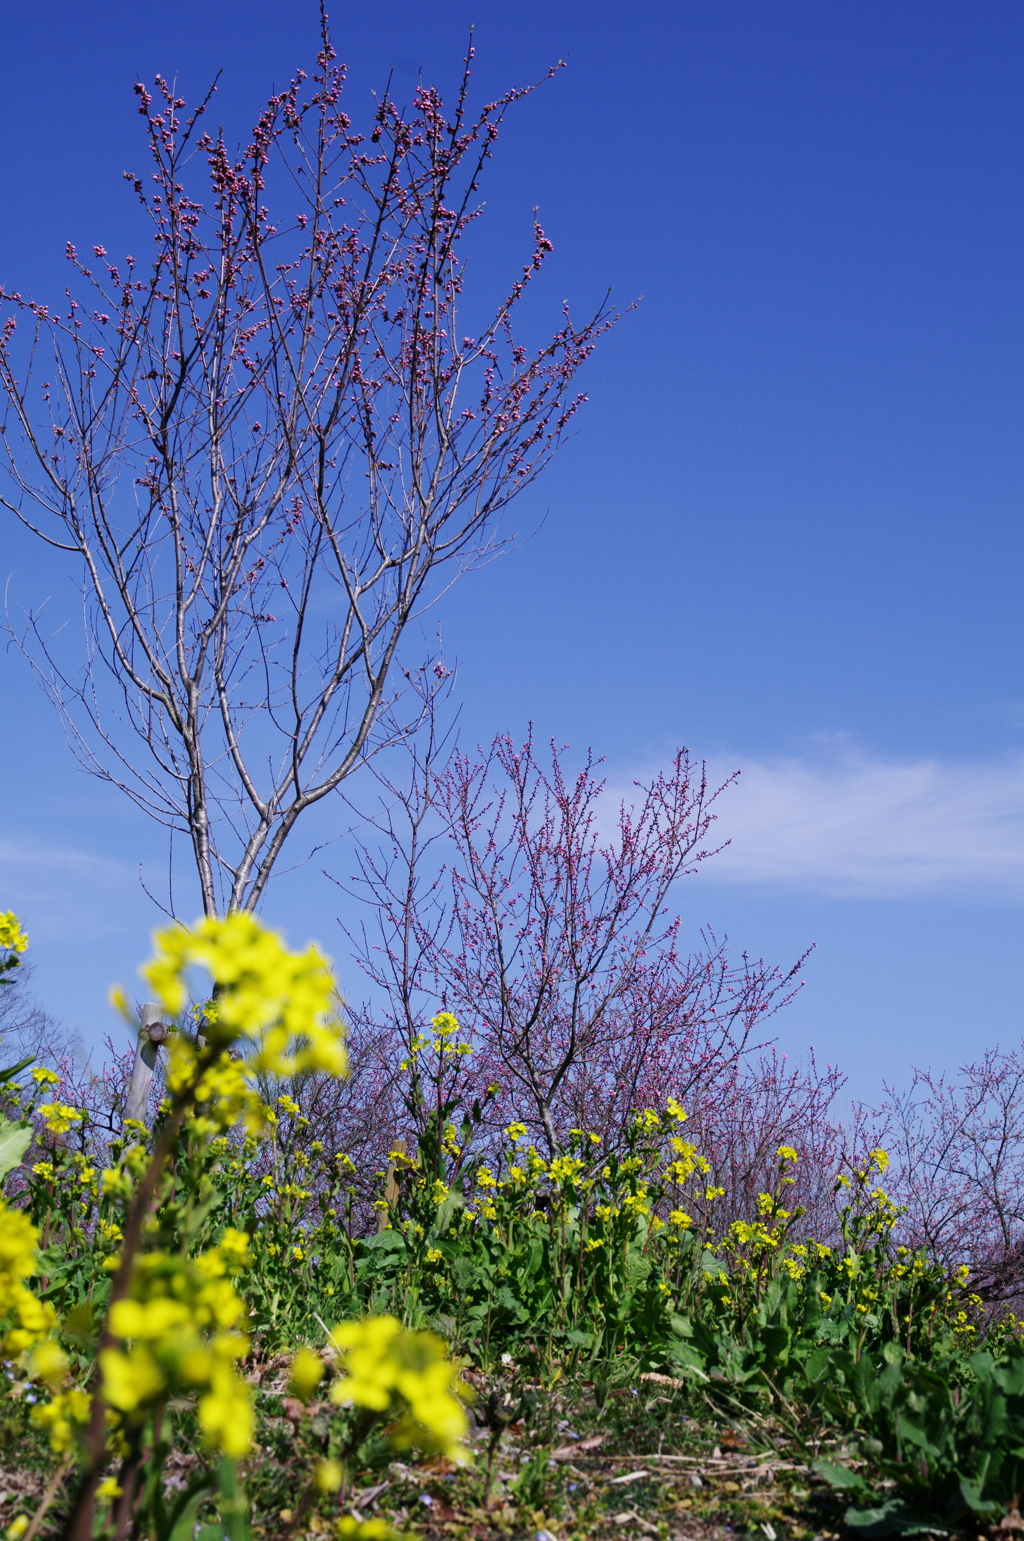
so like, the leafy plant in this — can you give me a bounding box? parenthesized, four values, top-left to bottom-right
(814, 1345, 1024, 1533)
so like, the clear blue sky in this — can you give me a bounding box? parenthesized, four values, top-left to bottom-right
(1, 0, 1021, 1105)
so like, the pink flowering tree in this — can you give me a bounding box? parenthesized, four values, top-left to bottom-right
(340, 731, 817, 1196)
(684, 1048, 851, 1236)
(878, 1048, 1024, 1303)
(0, 30, 616, 916)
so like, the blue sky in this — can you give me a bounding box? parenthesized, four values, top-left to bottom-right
(0, 0, 1021, 1105)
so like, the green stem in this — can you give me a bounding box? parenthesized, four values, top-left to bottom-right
(62, 1103, 187, 1541)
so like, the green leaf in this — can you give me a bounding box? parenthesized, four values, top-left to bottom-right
(844, 1498, 948, 1537)
(957, 1477, 1003, 1519)
(162, 1475, 216, 1541)
(803, 1346, 834, 1382)
(810, 1459, 868, 1495)
(0, 1117, 32, 1181)
(0, 1055, 35, 1085)
(759, 1323, 793, 1370)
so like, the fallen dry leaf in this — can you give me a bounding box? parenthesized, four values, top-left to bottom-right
(639, 1371, 687, 1391)
(551, 1432, 607, 1461)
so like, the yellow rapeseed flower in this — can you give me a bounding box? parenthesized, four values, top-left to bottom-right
(336, 1519, 402, 1539)
(548, 1155, 585, 1185)
(29, 1338, 69, 1387)
(329, 1316, 470, 1464)
(140, 914, 346, 1079)
(100, 1237, 254, 1457)
(314, 1459, 343, 1493)
(0, 1199, 58, 1354)
(0, 913, 29, 954)
(36, 1104, 83, 1135)
(198, 1359, 254, 1458)
(30, 1387, 91, 1454)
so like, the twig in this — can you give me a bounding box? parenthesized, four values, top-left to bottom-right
(22, 1456, 72, 1541)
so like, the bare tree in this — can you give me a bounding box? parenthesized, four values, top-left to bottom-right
(0, 30, 615, 916)
(0, 958, 69, 1071)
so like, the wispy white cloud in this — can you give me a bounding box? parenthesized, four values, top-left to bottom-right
(692, 750, 1024, 898)
(0, 836, 129, 885)
(0, 837, 134, 942)
(0, 837, 160, 1025)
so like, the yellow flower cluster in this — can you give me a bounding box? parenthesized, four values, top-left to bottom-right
(0, 912, 29, 954)
(289, 1344, 325, 1402)
(327, 1315, 470, 1463)
(99, 1230, 255, 1458)
(36, 1103, 83, 1135)
(0, 1215, 81, 1456)
(31, 1388, 91, 1454)
(336, 1520, 403, 1539)
(548, 1154, 586, 1186)
(166, 1043, 266, 1136)
(666, 1136, 710, 1183)
(141, 913, 346, 1078)
(0, 1199, 57, 1355)
(429, 1012, 472, 1055)
(728, 1217, 783, 1251)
